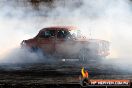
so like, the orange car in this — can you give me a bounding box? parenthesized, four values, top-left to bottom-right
(21, 26, 109, 61)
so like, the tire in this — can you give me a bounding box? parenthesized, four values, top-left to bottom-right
(79, 48, 90, 62)
(79, 48, 98, 62)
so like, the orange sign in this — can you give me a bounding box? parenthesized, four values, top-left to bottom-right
(90, 79, 130, 86)
(80, 68, 130, 87)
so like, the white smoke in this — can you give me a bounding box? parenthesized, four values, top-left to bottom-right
(0, 0, 132, 69)
(1, 48, 44, 63)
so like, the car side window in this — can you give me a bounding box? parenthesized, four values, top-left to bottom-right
(39, 30, 55, 38)
(44, 30, 51, 38)
(57, 30, 70, 38)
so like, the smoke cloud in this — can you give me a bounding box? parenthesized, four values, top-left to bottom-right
(0, 0, 132, 71)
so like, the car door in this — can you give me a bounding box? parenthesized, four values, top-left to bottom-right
(37, 29, 56, 54)
(55, 29, 77, 56)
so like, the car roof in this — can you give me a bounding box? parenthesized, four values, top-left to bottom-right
(40, 26, 77, 32)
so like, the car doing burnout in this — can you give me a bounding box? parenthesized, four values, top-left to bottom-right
(21, 26, 109, 61)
